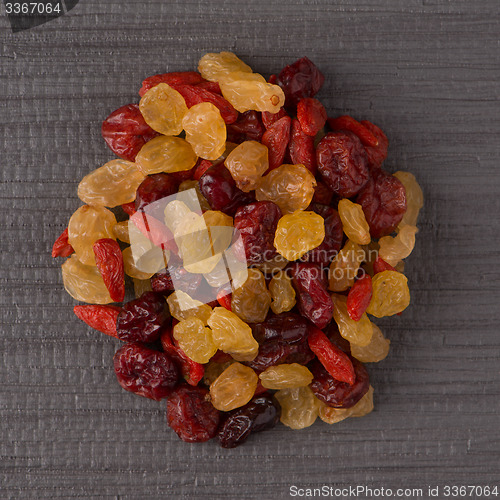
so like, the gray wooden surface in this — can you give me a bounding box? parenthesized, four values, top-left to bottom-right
(1, 1, 499, 499)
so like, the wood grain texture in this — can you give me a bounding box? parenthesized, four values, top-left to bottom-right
(1, 0, 499, 498)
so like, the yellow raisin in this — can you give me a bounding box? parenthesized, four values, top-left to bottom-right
(122, 246, 166, 280)
(349, 385, 374, 417)
(251, 253, 289, 275)
(177, 180, 211, 211)
(113, 221, 130, 243)
(224, 140, 269, 192)
(166, 290, 212, 324)
(350, 324, 390, 363)
(274, 210, 325, 261)
(163, 200, 193, 233)
(218, 71, 267, 85)
(269, 270, 296, 314)
(182, 102, 226, 161)
(255, 164, 316, 214)
(68, 205, 116, 266)
(338, 198, 371, 245)
(207, 307, 259, 362)
(209, 362, 258, 411)
(394, 171, 424, 228)
(220, 80, 285, 114)
(203, 360, 234, 386)
(275, 386, 320, 430)
(62, 254, 113, 304)
(173, 317, 217, 364)
(259, 364, 313, 390)
(132, 278, 153, 298)
(231, 268, 271, 323)
(378, 225, 418, 266)
(198, 51, 252, 82)
(135, 135, 198, 175)
(361, 239, 380, 277)
(331, 294, 373, 347)
(318, 402, 352, 424)
(78, 160, 145, 208)
(328, 239, 365, 292)
(367, 270, 410, 317)
(139, 83, 188, 135)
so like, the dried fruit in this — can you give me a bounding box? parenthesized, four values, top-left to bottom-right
(274, 210, 325, 261)
(331, 294, 373, 347)
(209, 362, 258, 411)
(252, 312, 309, 345)
(139, 71, 204, 96)
(327, 116, 379, 148)
(260, 116, 291, 172)
(378, 225, 418, 266)
(317, 131, 369, 198)
(167, 385, 220, 443)
(134, 173, 179, 211)
(122, 246, 165, 280)
(101, 104, 158, 162)
(328, 239, 365, 292)
(356, 169, 407, 239)
(360, 121, 388, 169)
(113, 221, 130, 243)
(231, 268, 271, 323)
(289, 118, 317, 174)
(269, 271, 296, 314)
(114, 342, 179, 401)
(116, 291, 169, 343)
(198, 51, 252, 82)
(78, 160, 145, 208)
(182, 102, 227, 160)
(338, 198, 371, 245)
(73, 304, 121, 338)
(373, 256, 397, 274)
(275, 386, 320, 429)
(346, 275, 373, 322)
(167, 290, 212, 324)
(173, 317, 217, 364)
(259, 364, 313, 389)
(394, 171, 424, 228)
(92, 238, 125, 302)
(220, 79, 285, 114)
(227, 110, 265, 143)
(366, 270, 410, 317)
(350, 324, 390, 363)
(52, 227, 74, 258)
(297, 98, 327, 136)
(133, 278, 153, 298)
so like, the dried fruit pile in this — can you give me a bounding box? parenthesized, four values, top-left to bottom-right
(53, 52, 423, 447)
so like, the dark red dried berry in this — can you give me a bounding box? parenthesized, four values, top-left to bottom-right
(130, 211, 177, 251)
(252, 313, 309, 345)
(151, 256, 202, 297)
(135, 173, 179, 212)
(310, 357, 369, 408)
(261, 115, 291, 172)
(198, 162, 255, 216)
(317, 131, 370, 198)
(93, 238, 125, 302)
(195, 80, 222, 94)
(302, 204, 343, 265)
(288, 262, 333, 329)
(328, 115, 379, 148)
(51, 227, 74, 258)
(346, 275, 373, 321)
(121, 202, 137, 216)
(193, 159, 213, 180)
(297, 98, 327, 136)
(167, 385, 220, 443)
(101, 104, 158, 162)
(217, 394, 280, 448)
(233, 201, 281, 264)
(324, 321, 352, 354)
(277, 57, 325, 108)
(73, 304, 122, 338)
(217, 289, 232, 311)
(139, 71, 204, 96)
(307, 326, 355, 384)
(373, 256, 397, 274)
(248, 341, 291, 372)
(356, 168, 407, 239)
(289, 118, 317, 174)
(227, 110, 265, 143)
(114, 342, 179, 401)
(360, 120, 389, 170)
(261, 107, 288, 129)
(311, 181, 334, 205)
(116, 291, 169, 343)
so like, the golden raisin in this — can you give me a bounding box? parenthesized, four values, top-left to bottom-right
(269, 270, 296, 314)
(167, 290, 212, 324)
(173, 317, 217, 364)
(132, 278, 153, 298)
(378, 225, 418, 266)
(338, 198, 371, 245)
(328, 239, 365, 292)
(367, 270, 410, 317)
(275, 386, 320, 430)
(231, 268, 271, 323)
(113, 221, 130, 243)
(220, 80, 285, 114)
(259, 364, 313, 390)
(394, 171, 423, 228)
(225, 140, 269, 192)
(198, 51, 252, 82)
(350, 324, 390, 363)
(331, 294, 373, 347)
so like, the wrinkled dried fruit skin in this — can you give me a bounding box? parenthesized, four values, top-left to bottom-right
(198, 51, 252, 82)
(302, 204, 343, 265)
(317, 132, 370, 198)
(217, 394, 281, 448)
(346, 275, 373, 322)
(133, 278, 153, 298)
(394, 171, 423, 228)
(309, 356, 369, 408)
(167, 385, 220, 443)
(338, 198, 371, 245)
(116, 291, 169, 343)
(220, 80, 285, 114)
(312, 181, 334, 205)
(139, 71, 204, 96)
(172, 317, 216, 363)
(277, 56, 325, 108)
(274, 210, 325, 261)
(378, 225, 418, 266)
(93, 239, 125, 302)
(331, 293, 373, 347)
(327, 116, 379, 148)
(114, 342, 179, 401)
(231, 268, 271, 323)
(275, 386, 320, 429)
(307, 327, 355, 384)
(373, 256, 397, 274)
(62, 254, 113, 304)
(261, 116, 291, 172)
(113, 221, 130, 243)
(366, 270, 410, 317)
(234, 201, 281, 264)
(151, 256, 202, 296)
(227, 111, 265, 143)
(350, 324, 390, 363)
(78, 160, 145, 208)
(209, 362, 258, 411)
(199, 162, 255, 216)
(356, 169, 407, 239)
(167, 290, 212, 324)
(360, 120, 388, 170)
(101, 104, 158, 162)
(259, 363, 313, 389)
(52, 227, 74, 258)
(121, 201, 137, 216)
(269, 271, 296, 314)
(73, 304, 121, 338)
(134, 173, 179, 213)
(328, 239, 365, 292)
(297, 98, 327, 136)
(262, 107, 288, 129)
(139, 83, 188, 136)
(252, 313, 309, 345)
(289, 118, 317, 174)
(288, 263, 333, 329)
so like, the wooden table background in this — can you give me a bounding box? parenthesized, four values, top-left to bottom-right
(1, 1, 499, 498)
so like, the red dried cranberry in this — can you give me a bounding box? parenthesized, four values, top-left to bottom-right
(167, 385, 220, 442)
(101, 104, 158, 162)
(116, 291, 169, 343)
(317, 131, 370, 198)
(217, 394, 280, 448)
(356, 168, 407, 238)
(360, 120, 389, 170)
(309, 357, 369, 408)
(311, 181, 334, 205)
(277, 57, 325, 108)
(261, 107, 288, 129)
(302, 204, 343, 265)
(285, 339, 315, 366)
(288, 263, 333, 329)
(233, 201, 281, 264)
(193, 159, 213, 180)
(151, 255, 202, 296)
(252, 312, 309, 345)
(289, 118, 317, 174)
(139, 71, 204, 96)
(327, 115, 379, 148)
(121, 202, 137, 216)
(198, 162, 255, 216)
(248, 341, 291, 372)
(297, 98, 327, 136)
(227, 111, 265, 143)
(114, 342, 179, 401)
(135, 173, 179, 212)
(261, 116, 291, 172)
